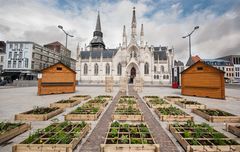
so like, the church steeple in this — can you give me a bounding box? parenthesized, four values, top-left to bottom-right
(122, 25, 127, 48)
(131, 7, 137, 42)
(140, 24, 144, 47)
(89, 11, 105, 50)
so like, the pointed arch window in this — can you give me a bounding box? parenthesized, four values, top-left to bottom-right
(161, 65, 164, 73)
(106, 63, 110, 75)
(84, 63, 88, 75)
(117, 63, 122, 76)
(94, 63, 99, 75)
(154, 66, 156, 73)
(144, 62, 149, 74)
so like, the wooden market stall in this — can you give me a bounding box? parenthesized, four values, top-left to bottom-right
(38, 62, 76, 95)
(181, 61, 225, 99)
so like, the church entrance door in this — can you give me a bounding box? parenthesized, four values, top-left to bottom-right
(129, 67, 136, 84)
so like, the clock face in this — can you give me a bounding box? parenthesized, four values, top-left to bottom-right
(94, 36, 97, 39)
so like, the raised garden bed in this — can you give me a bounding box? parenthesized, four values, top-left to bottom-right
(100, 121, 159, 152)
(145, 98, 171, 109)
(87, 98, 108, 108)
(164, 96, 185, 103)
(12, 121, 90, 152)
(155, 106, 193, 122)
(50, 99, 80, 109)
(96, 95, 113, 101)
(143, 96, 159, 102)
(169, 121, 240, 152)
(69, 95, 91, 101)
(0, 122, 30, 144)
(228, 125, 240, 137)
(15, 107, 63, 121)
(65, 103, 102, 121)
(192, 109, 240, 123)
(117, 97, 138, 109)
(176, 100, 206, 109)
(112, 106, 144, 121)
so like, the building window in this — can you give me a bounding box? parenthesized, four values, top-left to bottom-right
(25, 58, 28, 68)
(117, 63, 122, 76)
(8, 52, 12, 59)
(157, 75, 159, 79)
(14, 52, 17, 59)
(154, 66, 156, 73)
(197, 67, 203, 70)
(161, 65, 164, 73)
(19, 52, 22, 59)
(10, 44, 13, 49)
(8, 61, 11, 68)
(13, 61, 16, 68)
(0, 56, 3, 62)
(154, 75, 156, 79)
(144, 62, 149, 74)
(106, 63, 110, 75)
(94, 63, 98, 75)
(84, 63, 88, 75)
(20, 43, 23, 49)
(18, 61, 22, 68)
(56, 67, 62, 71)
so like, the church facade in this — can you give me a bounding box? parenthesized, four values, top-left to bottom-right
(76, 8, 174, 84)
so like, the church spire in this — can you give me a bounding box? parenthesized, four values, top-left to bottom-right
(122, 25, 127, 48)
(76, 42, 80, 60)
(89, 12, 105, 50)
(131, 7, 137, 42)
(95, 11, 101, 32)
(140, 24, 144, 47)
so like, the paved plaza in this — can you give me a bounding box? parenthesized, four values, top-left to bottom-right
(0, 86, 240, 152)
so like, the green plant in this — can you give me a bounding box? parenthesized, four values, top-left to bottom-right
(111, 128, 118, 138)
(131, 138, 142, 144)
(111, 121, 120, 127)
(183, 131, 191, 138)
(120, 135, 129, 144)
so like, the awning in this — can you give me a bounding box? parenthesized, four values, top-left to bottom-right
(0, 72, 21, 77)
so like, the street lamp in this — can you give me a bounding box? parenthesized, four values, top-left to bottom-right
(182, 26, 199, 58)
(57, 25, 74, 49)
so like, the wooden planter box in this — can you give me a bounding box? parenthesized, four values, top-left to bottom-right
(155, 109, 193, 122)
(175, 101, 206, 109)
(50, 100, 80, 109)
(65, 110, 102, 121)
(101, 122, 160, 152)
(143, 96, 159, 102)
(88, 100, 108, 109)
(146, 101, 171, 109)
(0, 123, 31, 144)
(169, 124, 240, 152)
(100, 144, 159, 152)
(69, 95, 91, 101)
(164, 96, 185, 103)
(116, 103, 138, 109)
(228, 125, 240, 137)
(192, 109, 240, 123)
(15, 108, 63, 121)
(112, 114, 144, 121)
(12, 123, 90, 152)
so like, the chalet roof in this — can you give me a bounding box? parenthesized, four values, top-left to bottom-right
(41, 62, 76, 74)
(153, 51, 167, 60)
(186, 55, 201, 66)
(181, 60, 225, 74)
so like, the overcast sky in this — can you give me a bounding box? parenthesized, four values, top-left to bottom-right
(0, 0, 239, 63)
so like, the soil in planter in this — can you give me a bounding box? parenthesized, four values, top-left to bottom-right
(0, 122, 23, 134)
(25, 107, 59, 114)
(157, 106, 186, 115)
(106, 138, 117, 144)
(71, 104, 100, 114)
(57, 99, 76, 103)
(149, 98, 168, 105)
(179, 100, 201, 105)
(198, 109, 235, 116)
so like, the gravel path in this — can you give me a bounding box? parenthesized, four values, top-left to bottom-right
(128, 85, 179, 152)
(79, 91, 124, 152)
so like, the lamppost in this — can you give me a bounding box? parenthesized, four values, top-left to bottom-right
(57, 25, 74, 49)
(182, 26, 199, 58)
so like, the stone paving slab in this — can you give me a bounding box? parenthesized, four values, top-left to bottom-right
(128, 85, 179, 152)
(79, 91, 124, 152)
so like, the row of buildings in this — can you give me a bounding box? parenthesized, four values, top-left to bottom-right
(0, 41, 76, 82)
(0, 7, 239, 85)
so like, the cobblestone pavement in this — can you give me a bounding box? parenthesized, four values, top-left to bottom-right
(79, 91, 125, 152)
(128, 85, 179, 152)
